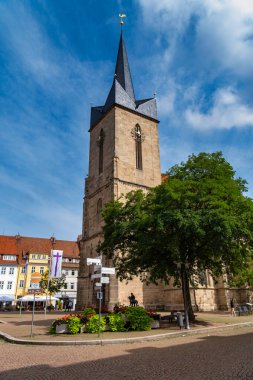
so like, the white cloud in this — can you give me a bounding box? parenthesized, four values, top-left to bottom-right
(138, 0, 253, 77)
(185, 87, 253, 130)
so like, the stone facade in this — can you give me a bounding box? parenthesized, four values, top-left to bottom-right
(76, 104, 162, 311)
(76, 33, 249, 312)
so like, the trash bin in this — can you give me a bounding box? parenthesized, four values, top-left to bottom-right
(177, 312, 184, 330)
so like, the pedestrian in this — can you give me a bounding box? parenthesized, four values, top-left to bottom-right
(230, 298, 236, 317)
(67, 300, 73, 312)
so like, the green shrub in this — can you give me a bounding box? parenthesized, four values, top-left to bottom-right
(125, 307, 152, 331)
(67, 316, 82, 334)
(86, 314, 106, 334)
(108, 314, 126, 332)
(83, 307, 96, 317)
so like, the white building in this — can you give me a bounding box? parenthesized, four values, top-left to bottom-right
(56, 251, 80, 310)
(0, 240, 19, 308)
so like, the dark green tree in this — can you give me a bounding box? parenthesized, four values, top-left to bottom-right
(98, 152, 253, 321)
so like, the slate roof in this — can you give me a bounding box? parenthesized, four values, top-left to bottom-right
(90, 31, 158, 129)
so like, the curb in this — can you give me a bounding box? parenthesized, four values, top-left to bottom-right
(0, 322, 253, 346)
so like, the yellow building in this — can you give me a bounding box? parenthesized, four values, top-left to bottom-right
(16, 251, 49, 299)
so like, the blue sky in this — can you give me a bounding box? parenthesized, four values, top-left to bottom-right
(1, 0, 253, 241)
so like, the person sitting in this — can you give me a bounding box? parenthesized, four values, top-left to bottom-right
(128, 293, 138, 307)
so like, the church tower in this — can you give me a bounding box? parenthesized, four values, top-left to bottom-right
(76, 31, 161, 310)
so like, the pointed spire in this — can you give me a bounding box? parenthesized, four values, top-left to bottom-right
(114, 31, 135, 100)
(90, 29, 158, 129)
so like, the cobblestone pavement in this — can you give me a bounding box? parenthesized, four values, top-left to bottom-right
(0, 326, 252, 380)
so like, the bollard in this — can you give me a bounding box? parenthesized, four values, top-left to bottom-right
(177, 312, 184, 330)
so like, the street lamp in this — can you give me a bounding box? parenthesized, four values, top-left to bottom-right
(176, 261, 190, 330)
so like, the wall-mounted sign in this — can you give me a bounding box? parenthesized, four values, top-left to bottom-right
(101, 267, 115, 275)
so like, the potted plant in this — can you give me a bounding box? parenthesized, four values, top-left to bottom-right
(146, 310, 161, 329)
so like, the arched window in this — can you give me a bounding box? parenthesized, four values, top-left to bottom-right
(98, 129, 104, 174)
(97, 198, 103, 214)
(135, 124, 143, 170)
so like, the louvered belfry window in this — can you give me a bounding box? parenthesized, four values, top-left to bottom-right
(135, 124, 143, 170)
(98, 129, 104, 174)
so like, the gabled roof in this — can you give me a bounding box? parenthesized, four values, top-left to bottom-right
(0, 235, 79, 266)
(90, 31, 158, 129)
(0, 236, 17, 254)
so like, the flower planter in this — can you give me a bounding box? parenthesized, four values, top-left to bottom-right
(80, 325, 87, 333)
(150, 320, 160, 329)
(56, 323, 68, 334)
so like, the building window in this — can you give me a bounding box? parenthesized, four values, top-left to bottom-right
(19, 280, 24, 288)
(1, 267, 6, 275)
(65, 270, 68, 276)
(31, 254, 36, 259)
(42, 255, 46, 259)
(3, 255, 16, 261)
(40, 267, 44, 274)
(37, 255, 41, 259)
(31, 266, 36, 273)
(97, 198, 103, 215)
(134, 125, 143, 170)
(98, 129, 104, 174)
(7, 281, 12, 290)
(9, 268, 14, 275)
(68, 258, 72, 262)
(21, 266, 26, 274)
(0, 281, 4, 289)
(70, 283, 74, 290)
(72, 270, 75, 276)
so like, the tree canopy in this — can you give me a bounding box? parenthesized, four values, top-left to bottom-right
(98, 152, 253, 316)
(40, 270, 67, 296)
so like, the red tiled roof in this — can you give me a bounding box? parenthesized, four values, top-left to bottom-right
(0, 236, 17, 254)
(0, 235, 79, 265)
(161, 173, 169, 182)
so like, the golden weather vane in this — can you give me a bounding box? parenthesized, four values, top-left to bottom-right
(119, 13, 127, 25)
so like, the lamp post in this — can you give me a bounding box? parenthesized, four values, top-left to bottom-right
(44, 236, 56, 316)
(176, 261, 190, 330)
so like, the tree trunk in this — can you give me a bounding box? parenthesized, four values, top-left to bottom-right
(184, 271, 195, 321)
(181, 268, 195, 323)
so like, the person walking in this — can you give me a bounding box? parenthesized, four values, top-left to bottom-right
(230, 298, 236, 317)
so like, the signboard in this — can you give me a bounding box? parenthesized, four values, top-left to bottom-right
(101, 267, 115, 275)
(101, 277, 110, 284)
(28, 288, 43, 294)
(91, 273, 102, 279)
(31, 272, 42, 283)
(31, 282, 40, 289)
(95, 282, 102, 287)
(97, 292, 103, 300)
(87, 258, 101, 266)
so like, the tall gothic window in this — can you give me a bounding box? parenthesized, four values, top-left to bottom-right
(135, 124, 143, 170)
(98, 129, 104, 174)
(97, 198, 103, 214)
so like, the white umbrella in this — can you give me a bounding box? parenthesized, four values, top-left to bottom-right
(37, 296, 59, 302)
(0, 295, 14, 302)
(17, 295, 41, 302)
(17, 295, 59, 302)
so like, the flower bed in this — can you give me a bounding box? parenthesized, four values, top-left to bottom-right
(50, 306, 160, 334)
